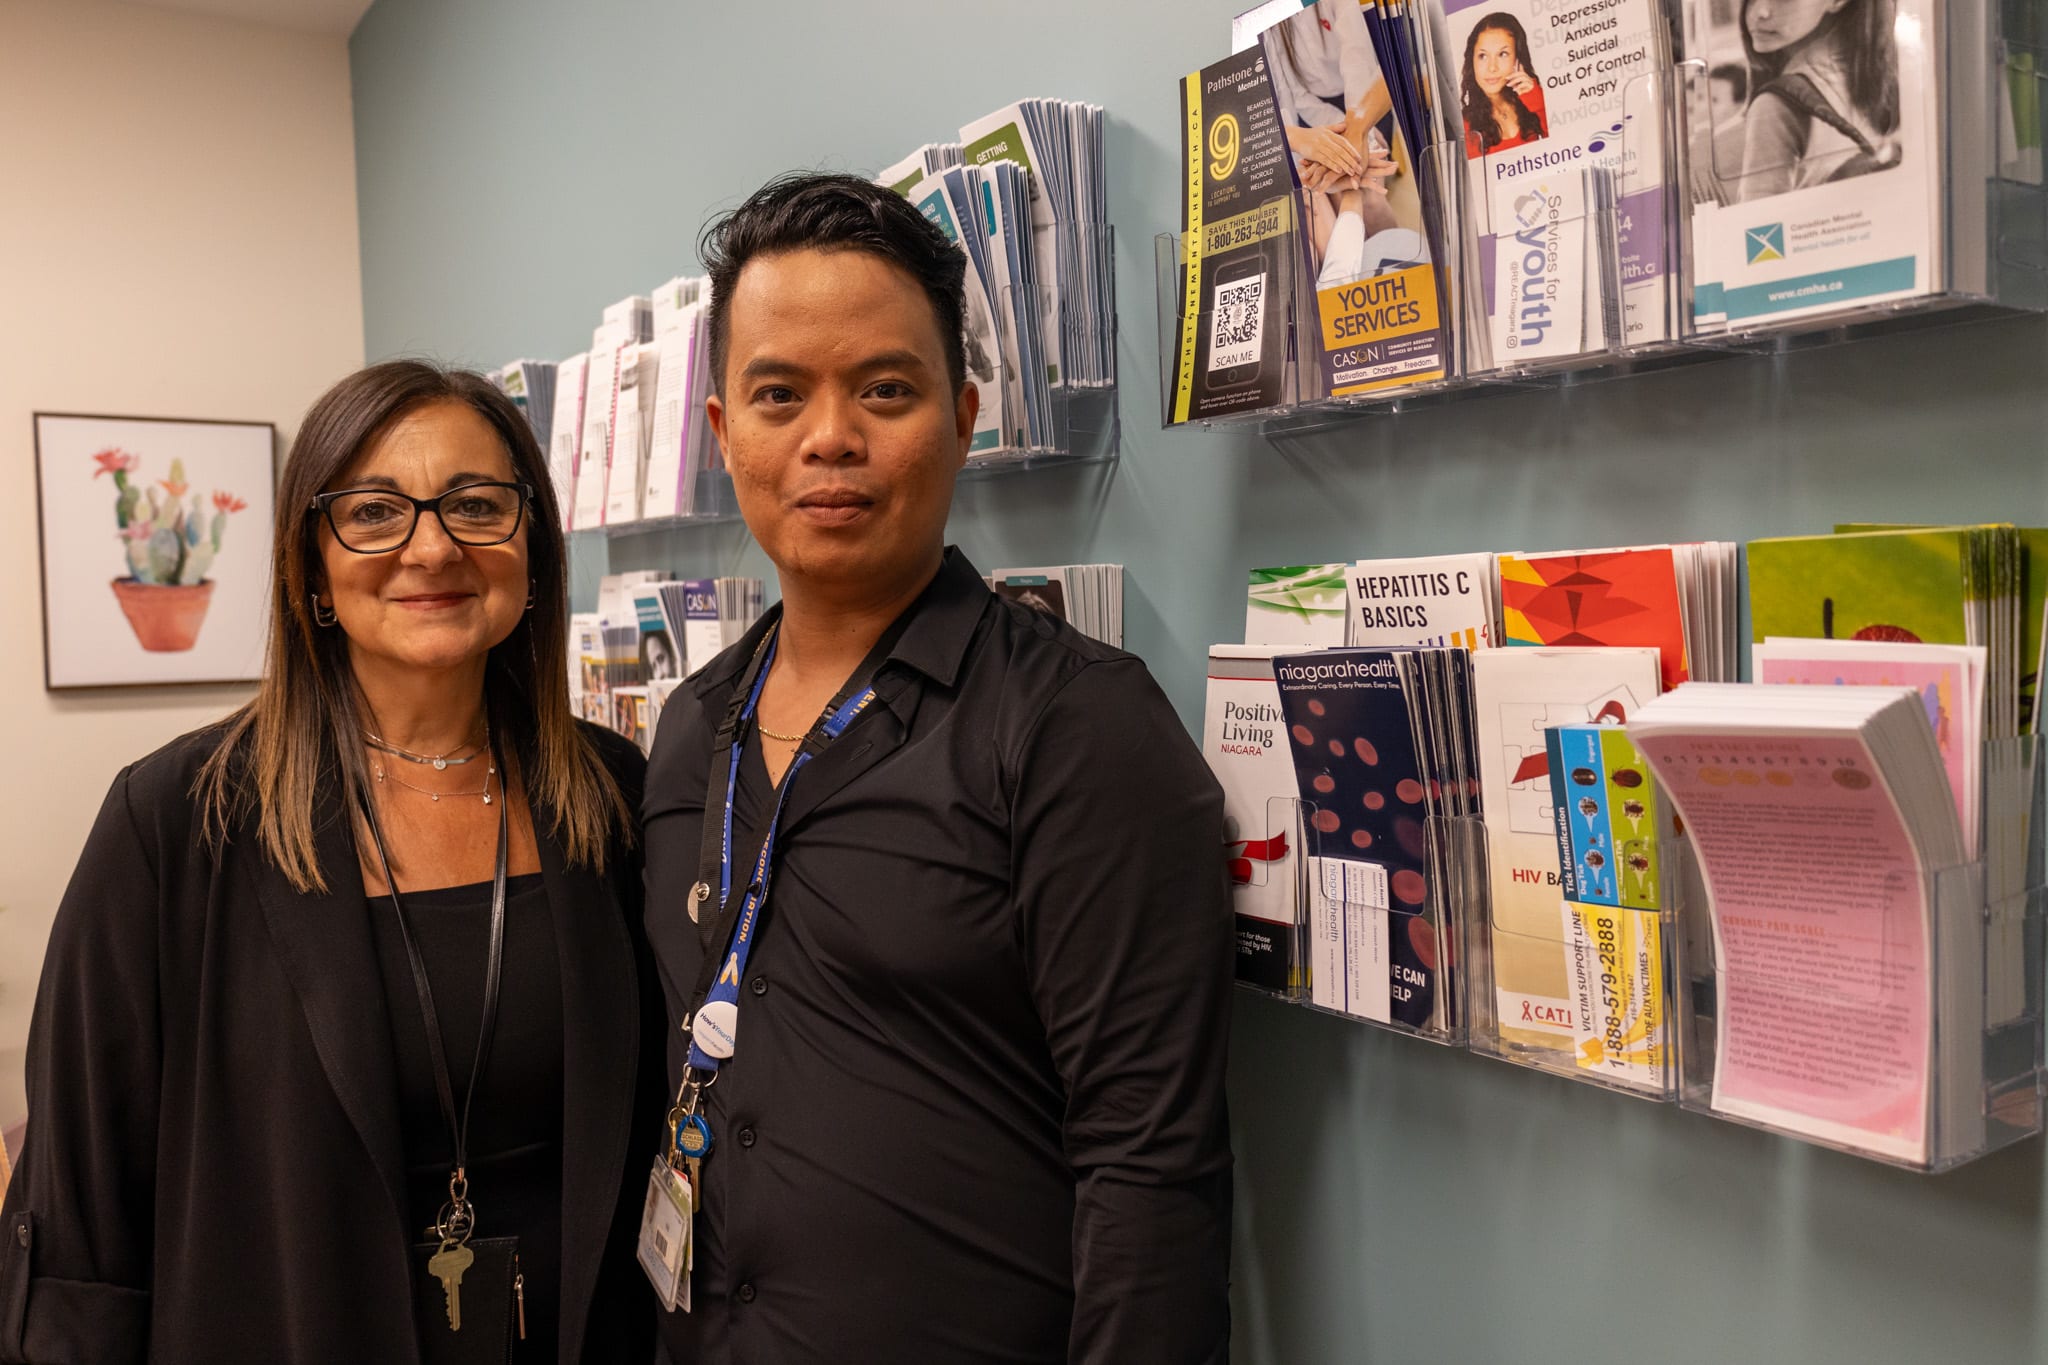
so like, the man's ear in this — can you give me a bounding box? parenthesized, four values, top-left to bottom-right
(706, 392, 728, 456)
(953, 381, 980, 464)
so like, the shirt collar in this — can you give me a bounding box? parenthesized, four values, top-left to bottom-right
(689, 545, 990, 698)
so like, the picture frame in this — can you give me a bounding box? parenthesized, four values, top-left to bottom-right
(34, 412, 278, 690)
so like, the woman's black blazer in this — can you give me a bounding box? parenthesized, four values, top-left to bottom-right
(0, 721, 662, 1363)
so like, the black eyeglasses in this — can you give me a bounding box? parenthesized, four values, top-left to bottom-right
(310, 481, 534, 554)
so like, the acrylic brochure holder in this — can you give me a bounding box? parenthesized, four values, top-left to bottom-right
(1466, 833, 1684, 1103)
(1458, 68, 1690, 383)
(1156, 196, 1331, 432)
(1678, 0, 2048, 347)
(1672, 737, 2046, 1173)
(1283, 798, 1484, 1048)
(962, 221, 1121, 478)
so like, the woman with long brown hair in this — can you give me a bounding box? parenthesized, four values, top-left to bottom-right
(0, 362, 660, 1364)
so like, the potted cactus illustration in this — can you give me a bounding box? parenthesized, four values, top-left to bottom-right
(95, 449, 248, 652)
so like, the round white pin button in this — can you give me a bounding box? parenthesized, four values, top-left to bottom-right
(693, 999, 739, 1059)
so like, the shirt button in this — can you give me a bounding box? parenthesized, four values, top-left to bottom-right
(737, 1282, 757, 1304)
(739, 1125, 757, 1148)
(14, 1224, 26, 1248)
(750, 976, 768, 997)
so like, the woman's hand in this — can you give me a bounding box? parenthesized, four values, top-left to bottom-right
(1362, 145, 1397, 189)
(1288, 123, 1364, 179)
(1507, 65, 1538, 98)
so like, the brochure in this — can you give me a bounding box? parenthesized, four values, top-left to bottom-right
(1170, 47, 1302, 423)
(1684, 0, 1945, 329)
(1204, 645, 1308, 991)
(1472, 645, 1663, 1057)
(1262, 0, 1452, 396)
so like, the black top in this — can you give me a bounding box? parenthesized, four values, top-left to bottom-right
(642, 547, 1235, 1365)
(0, 722, 662, 1365)
(366, 872, 563, 1364)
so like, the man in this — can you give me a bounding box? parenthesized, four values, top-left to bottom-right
(641, 172, 1233, 1364)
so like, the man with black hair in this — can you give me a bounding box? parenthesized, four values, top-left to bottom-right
(641, 173, 1232, 1364)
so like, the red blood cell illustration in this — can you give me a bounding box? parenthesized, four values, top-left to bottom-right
(1350, 829, 1374, 849)
(1396, 778, 1425, 804)
(1853, 624, 1922, 644)
(1363, 791, 1386, 811)
(1408, 917, 1438, 970)
(1311, 809, 1341, 834)
(1395, 818, 1427, 859)
(1312, 774, 1336, 794)
(1291, 725, 1314, 746)
(1391, 869, 1428, 906)
(1328, 739, 1345, 757)
(1354, 738, 1379, 764)
(1307, 699, 1327, 717)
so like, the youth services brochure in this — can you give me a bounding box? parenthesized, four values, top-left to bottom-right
(1684, 0, 1943, 329)
(1170, 47, 1301, 423)
(1439, 0, 1674, 360)
(1262, 0, 1451, 396)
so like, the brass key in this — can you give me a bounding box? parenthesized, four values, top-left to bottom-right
(428, 1241, 474, 1331)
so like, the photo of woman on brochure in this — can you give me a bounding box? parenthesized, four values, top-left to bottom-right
(1460, 11, 1549, 158)
(1262, 0, 1425, 292)
(1704, 0, 1902, 203)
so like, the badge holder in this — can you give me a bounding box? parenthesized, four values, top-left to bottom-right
(1672, 736, 2046, 1171)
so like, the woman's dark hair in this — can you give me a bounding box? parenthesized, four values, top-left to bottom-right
(699, 171, 968, 396)
(195, 360, 631, 892)
(1461, 14, 1547, 154)
(1742, 0, 1899, 135)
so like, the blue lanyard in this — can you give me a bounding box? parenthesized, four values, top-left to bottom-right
(686, 627, 878, 1074)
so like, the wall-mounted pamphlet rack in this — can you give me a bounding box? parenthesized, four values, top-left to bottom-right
(1158, 0, 2048, 434)
(1466, 836, 1686, 1104)
(1672, 738, 2046, 1173)
(1239, 730, 2044, 1171)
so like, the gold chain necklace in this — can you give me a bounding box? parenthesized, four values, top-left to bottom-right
(756, 723, 807, 743)
(373, 757, 497, 804)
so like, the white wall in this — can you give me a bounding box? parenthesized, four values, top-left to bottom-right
(0, 0, 365, 1126)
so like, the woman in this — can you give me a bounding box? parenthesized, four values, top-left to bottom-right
(0, 363, 661, 1363)
(1735, 0, 1900, 200)
(1461, 12, 1549, 157)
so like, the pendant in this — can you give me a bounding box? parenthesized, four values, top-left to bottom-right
(431, 793, 440, 802)
(483, 793, 493, 805)
(433, 757, 448, 771)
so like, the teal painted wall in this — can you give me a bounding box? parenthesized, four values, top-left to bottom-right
(351, 2, 2048, 1359)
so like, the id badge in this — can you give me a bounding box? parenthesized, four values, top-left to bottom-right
(635, 1157, 693, 1312)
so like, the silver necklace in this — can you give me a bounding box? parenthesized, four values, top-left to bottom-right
(373, 757, 496, 804)
(364, 725, 487, 770)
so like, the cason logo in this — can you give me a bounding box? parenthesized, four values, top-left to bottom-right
(1745, 223, 1785, 263)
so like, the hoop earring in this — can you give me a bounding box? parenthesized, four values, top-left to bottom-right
(311, 593, 338, 628)
(525, 579, 537, 612)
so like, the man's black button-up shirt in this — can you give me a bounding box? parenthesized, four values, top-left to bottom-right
(642, 547, 1233, 1365)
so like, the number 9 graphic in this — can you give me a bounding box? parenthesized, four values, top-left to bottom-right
(1209, 112, 1240, 181)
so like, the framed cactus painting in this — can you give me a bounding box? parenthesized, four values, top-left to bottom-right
(34, 412, 276, 689)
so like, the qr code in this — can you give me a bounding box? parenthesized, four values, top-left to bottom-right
(1208, 272, 1266, 372)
